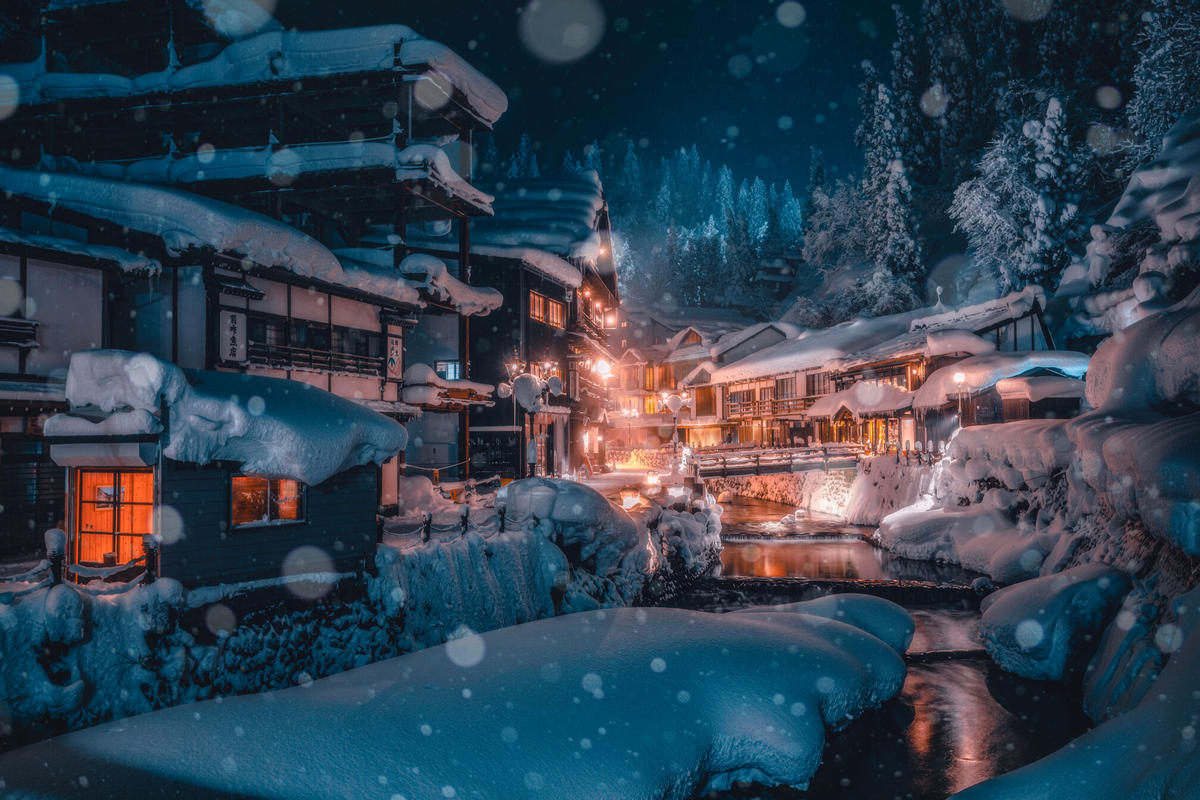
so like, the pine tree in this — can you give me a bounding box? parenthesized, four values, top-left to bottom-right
(506, 133, 540, 179)
(480, 135, 502, 179)
(561, 149, 582, 176)
(715, 165, 735, 234)
(1020, 97, 1082, 289)
(747, 177, 770, 244)
(653, 158, 674, 225)
(872, 158, 924, 310)
(616, 140, 643, 224)
(802, 147, 828, 242)
(1127, 0, 1200, 163)
(949, 130, 1039, 292)
(890, 4, 924, 177)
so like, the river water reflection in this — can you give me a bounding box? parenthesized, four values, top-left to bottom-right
(700, 496, 1091, 799)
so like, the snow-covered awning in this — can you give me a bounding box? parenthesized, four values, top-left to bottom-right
(995, 375, 1085, 403)
(4, 25, 507, 126)
(0, 224, 160, 274)
(470, 172, 606, 263)
(912, 351, 1091, 411)
(803, 381, 914, 421)
(43, 350, 407, 485)
(400, 363, 494, 410)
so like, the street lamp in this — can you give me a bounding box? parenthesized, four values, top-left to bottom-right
(660, 390, 691, 460)
(953, 371, 966, 426)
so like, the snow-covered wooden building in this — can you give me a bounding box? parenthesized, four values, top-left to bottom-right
(407, 172, 619, 477)
(0, 5, 508, 563)
(677, 289, 1060, 450)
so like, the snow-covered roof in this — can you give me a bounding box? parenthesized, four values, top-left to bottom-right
(467, 244, 583, 288)
(0, 164, 345, 282)
(65, 141, 493, 215)
(2, 25, 507, 125)
(709, 322, 802, 361)
(709, 307, 927, 384)
(0, 224, 160, 273)
(335, 250, 502, 316)
(44, 350, 407, 485)
(713, 289, 1046, 384)
(803, 381, 913, 420)
(830, 289, 1043, 371)
(470, 171, 606, 263)
(912, 351, 1090, 411)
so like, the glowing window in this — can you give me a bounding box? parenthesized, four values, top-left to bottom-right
(75, 469, 154, 565)
(231, 476, 305, 527)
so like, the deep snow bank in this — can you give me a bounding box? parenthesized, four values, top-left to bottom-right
(0, 479, 719, 747)
(979, 563, 1131, 680)
(0, 601, 909, 799)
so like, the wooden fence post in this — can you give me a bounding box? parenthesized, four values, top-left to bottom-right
(142, 535, 159, 585)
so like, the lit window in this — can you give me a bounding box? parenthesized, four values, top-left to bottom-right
(75, 469, 154, 565)
(232, 476, 304, 527)
(435, 360, 461, 381)
(528, 290, 565, 329)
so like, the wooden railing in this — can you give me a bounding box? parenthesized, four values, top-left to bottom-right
(248, 342, 385, 376)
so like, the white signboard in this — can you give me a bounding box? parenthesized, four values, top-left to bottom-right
(219, 310, 247, 363)
(387, 335, 404, 379)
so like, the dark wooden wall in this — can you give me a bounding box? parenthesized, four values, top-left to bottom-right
(159, 461, 377, 588)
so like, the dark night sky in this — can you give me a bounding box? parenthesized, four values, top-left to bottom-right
(274, 0, 918, 186)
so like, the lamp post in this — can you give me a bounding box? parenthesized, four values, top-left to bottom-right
(953, 371, 967, 427)
(660, 390, 691, 460)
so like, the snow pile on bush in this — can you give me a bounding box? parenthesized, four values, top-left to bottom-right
(0, 601, 908, 799)
(500, 478, 651, 606)
(647, 502, 723, 576)
(979, 563, 1131, 680)
(46, 350, 407, 485)
(951, 586, 1200, 800)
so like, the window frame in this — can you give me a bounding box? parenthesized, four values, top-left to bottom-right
(229, 473, 308, 530)
(73, 467, 155, 566)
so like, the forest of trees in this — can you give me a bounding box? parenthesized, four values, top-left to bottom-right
(484, 0, 1200, 325)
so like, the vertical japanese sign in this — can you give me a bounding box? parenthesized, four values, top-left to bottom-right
(387, 335, 404, 379)
(219, 310, 247, 363)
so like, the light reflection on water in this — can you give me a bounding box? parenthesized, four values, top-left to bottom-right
(702, 496, 1091, 800)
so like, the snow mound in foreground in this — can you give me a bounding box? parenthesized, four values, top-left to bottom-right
(951, 586, 1200, 800)
(0, 604, 908, 799)
(979, 563, 1131, 680)
(47, 350, 407, 485)
(733, 592, 916, 654)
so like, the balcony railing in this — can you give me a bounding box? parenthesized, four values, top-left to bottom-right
(248, 342, 385, 377)
(727, 397, 814, 419)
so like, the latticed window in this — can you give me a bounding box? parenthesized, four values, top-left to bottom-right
(74, 469, 153, 565)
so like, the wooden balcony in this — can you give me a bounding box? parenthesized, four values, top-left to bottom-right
(247, 342, 384, 377)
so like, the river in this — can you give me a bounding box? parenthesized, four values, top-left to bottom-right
(674, 496, 1092, 800)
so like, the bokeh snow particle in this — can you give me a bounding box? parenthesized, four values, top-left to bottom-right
(446, 624, 486, 668)
(0, 278, 24, 318)
(204, 603, 237, 638)
(158, 504, 186, 544)
(1001, 0, 1052, 22)
(726, 125, 740, 139)
(1015, 619, 1044, 649)
(519, 0, 606, 64)
(247, 395, 266, 416)
(199, 0, 277, 39)
(650, 657, 666, 673)
(414, 73, 453, 112)
(920, 84, 949, 118)
(280, 545, 335, 599)
(776, 1, 806, 28)
(727, 54, 753, 79)
(500, 726, 519, 743)
(1155, 623, 1184, 653)
(196, 143, 217, 165)
(1095, 86, 1122, 110)
(0, 75, 18, 121)
(777, 115, 794, 130)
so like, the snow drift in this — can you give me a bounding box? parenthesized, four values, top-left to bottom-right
(0, 599, 909, 799)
